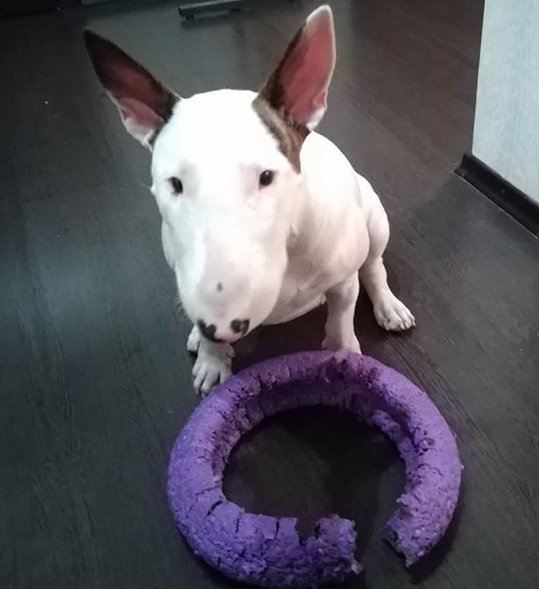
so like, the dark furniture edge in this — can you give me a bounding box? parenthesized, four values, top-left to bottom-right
(178, 0, 292, 18)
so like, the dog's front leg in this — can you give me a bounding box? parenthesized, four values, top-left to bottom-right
(323, 274, 361, 354)
(188, 325, 234, 395)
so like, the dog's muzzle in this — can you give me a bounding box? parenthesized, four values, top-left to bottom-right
(198, 318, 250, 343)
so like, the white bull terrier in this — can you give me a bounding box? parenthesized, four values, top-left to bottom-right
(84, 5, 415, 395)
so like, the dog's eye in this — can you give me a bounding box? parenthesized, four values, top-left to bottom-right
(259, 170, 274, 188)
(169, 177, 183, 195)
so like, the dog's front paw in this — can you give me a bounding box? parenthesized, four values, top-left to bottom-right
(186, 325, 201, 353)
(192, 343, 233, 396)
(373, 294, 416, 331)
(322, 332, 361, 354)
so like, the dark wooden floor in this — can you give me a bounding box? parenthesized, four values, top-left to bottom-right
(1, 1, 538, 588)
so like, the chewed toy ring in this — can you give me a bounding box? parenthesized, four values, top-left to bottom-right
(168, 352, 462, 587)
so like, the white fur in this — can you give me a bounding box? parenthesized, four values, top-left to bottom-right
(150, 87, 414, 394)
(88, 6, 415, 395)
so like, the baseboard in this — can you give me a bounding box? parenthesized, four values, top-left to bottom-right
(456, 153, 539, 236)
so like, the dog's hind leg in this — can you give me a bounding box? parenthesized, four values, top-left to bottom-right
(359, 186, 415, 332)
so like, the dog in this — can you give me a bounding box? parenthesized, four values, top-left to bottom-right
(84, 5, 415, 395)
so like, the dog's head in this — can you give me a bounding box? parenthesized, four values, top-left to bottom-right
(84, 5, 336, 342)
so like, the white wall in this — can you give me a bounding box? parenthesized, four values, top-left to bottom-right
(473, 0, 539, 203)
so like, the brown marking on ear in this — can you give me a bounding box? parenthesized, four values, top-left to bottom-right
(148, 89, 178, 145)
(252, 95, 308, 173)
(83, 30, 178, 143)
(254, 19, 322, 171)
(256, 6, 335, 136)
(259, 24, 305, 115)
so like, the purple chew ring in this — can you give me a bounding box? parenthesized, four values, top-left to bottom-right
(168, 351, 462, 587)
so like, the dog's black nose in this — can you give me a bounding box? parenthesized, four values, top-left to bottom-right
(230, 319, 250, 336)
(197, 320, 223, 343)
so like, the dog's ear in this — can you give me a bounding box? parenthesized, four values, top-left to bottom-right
(259, 5, 336, 131)
(83, 30, 178, 147)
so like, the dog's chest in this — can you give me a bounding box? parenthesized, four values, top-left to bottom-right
(265, 205, 370, 325)
(264, 273, 328, 325)
(264, 244, 362, 325)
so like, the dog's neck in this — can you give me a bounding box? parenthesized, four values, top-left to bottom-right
(285, 172, 316, 257)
